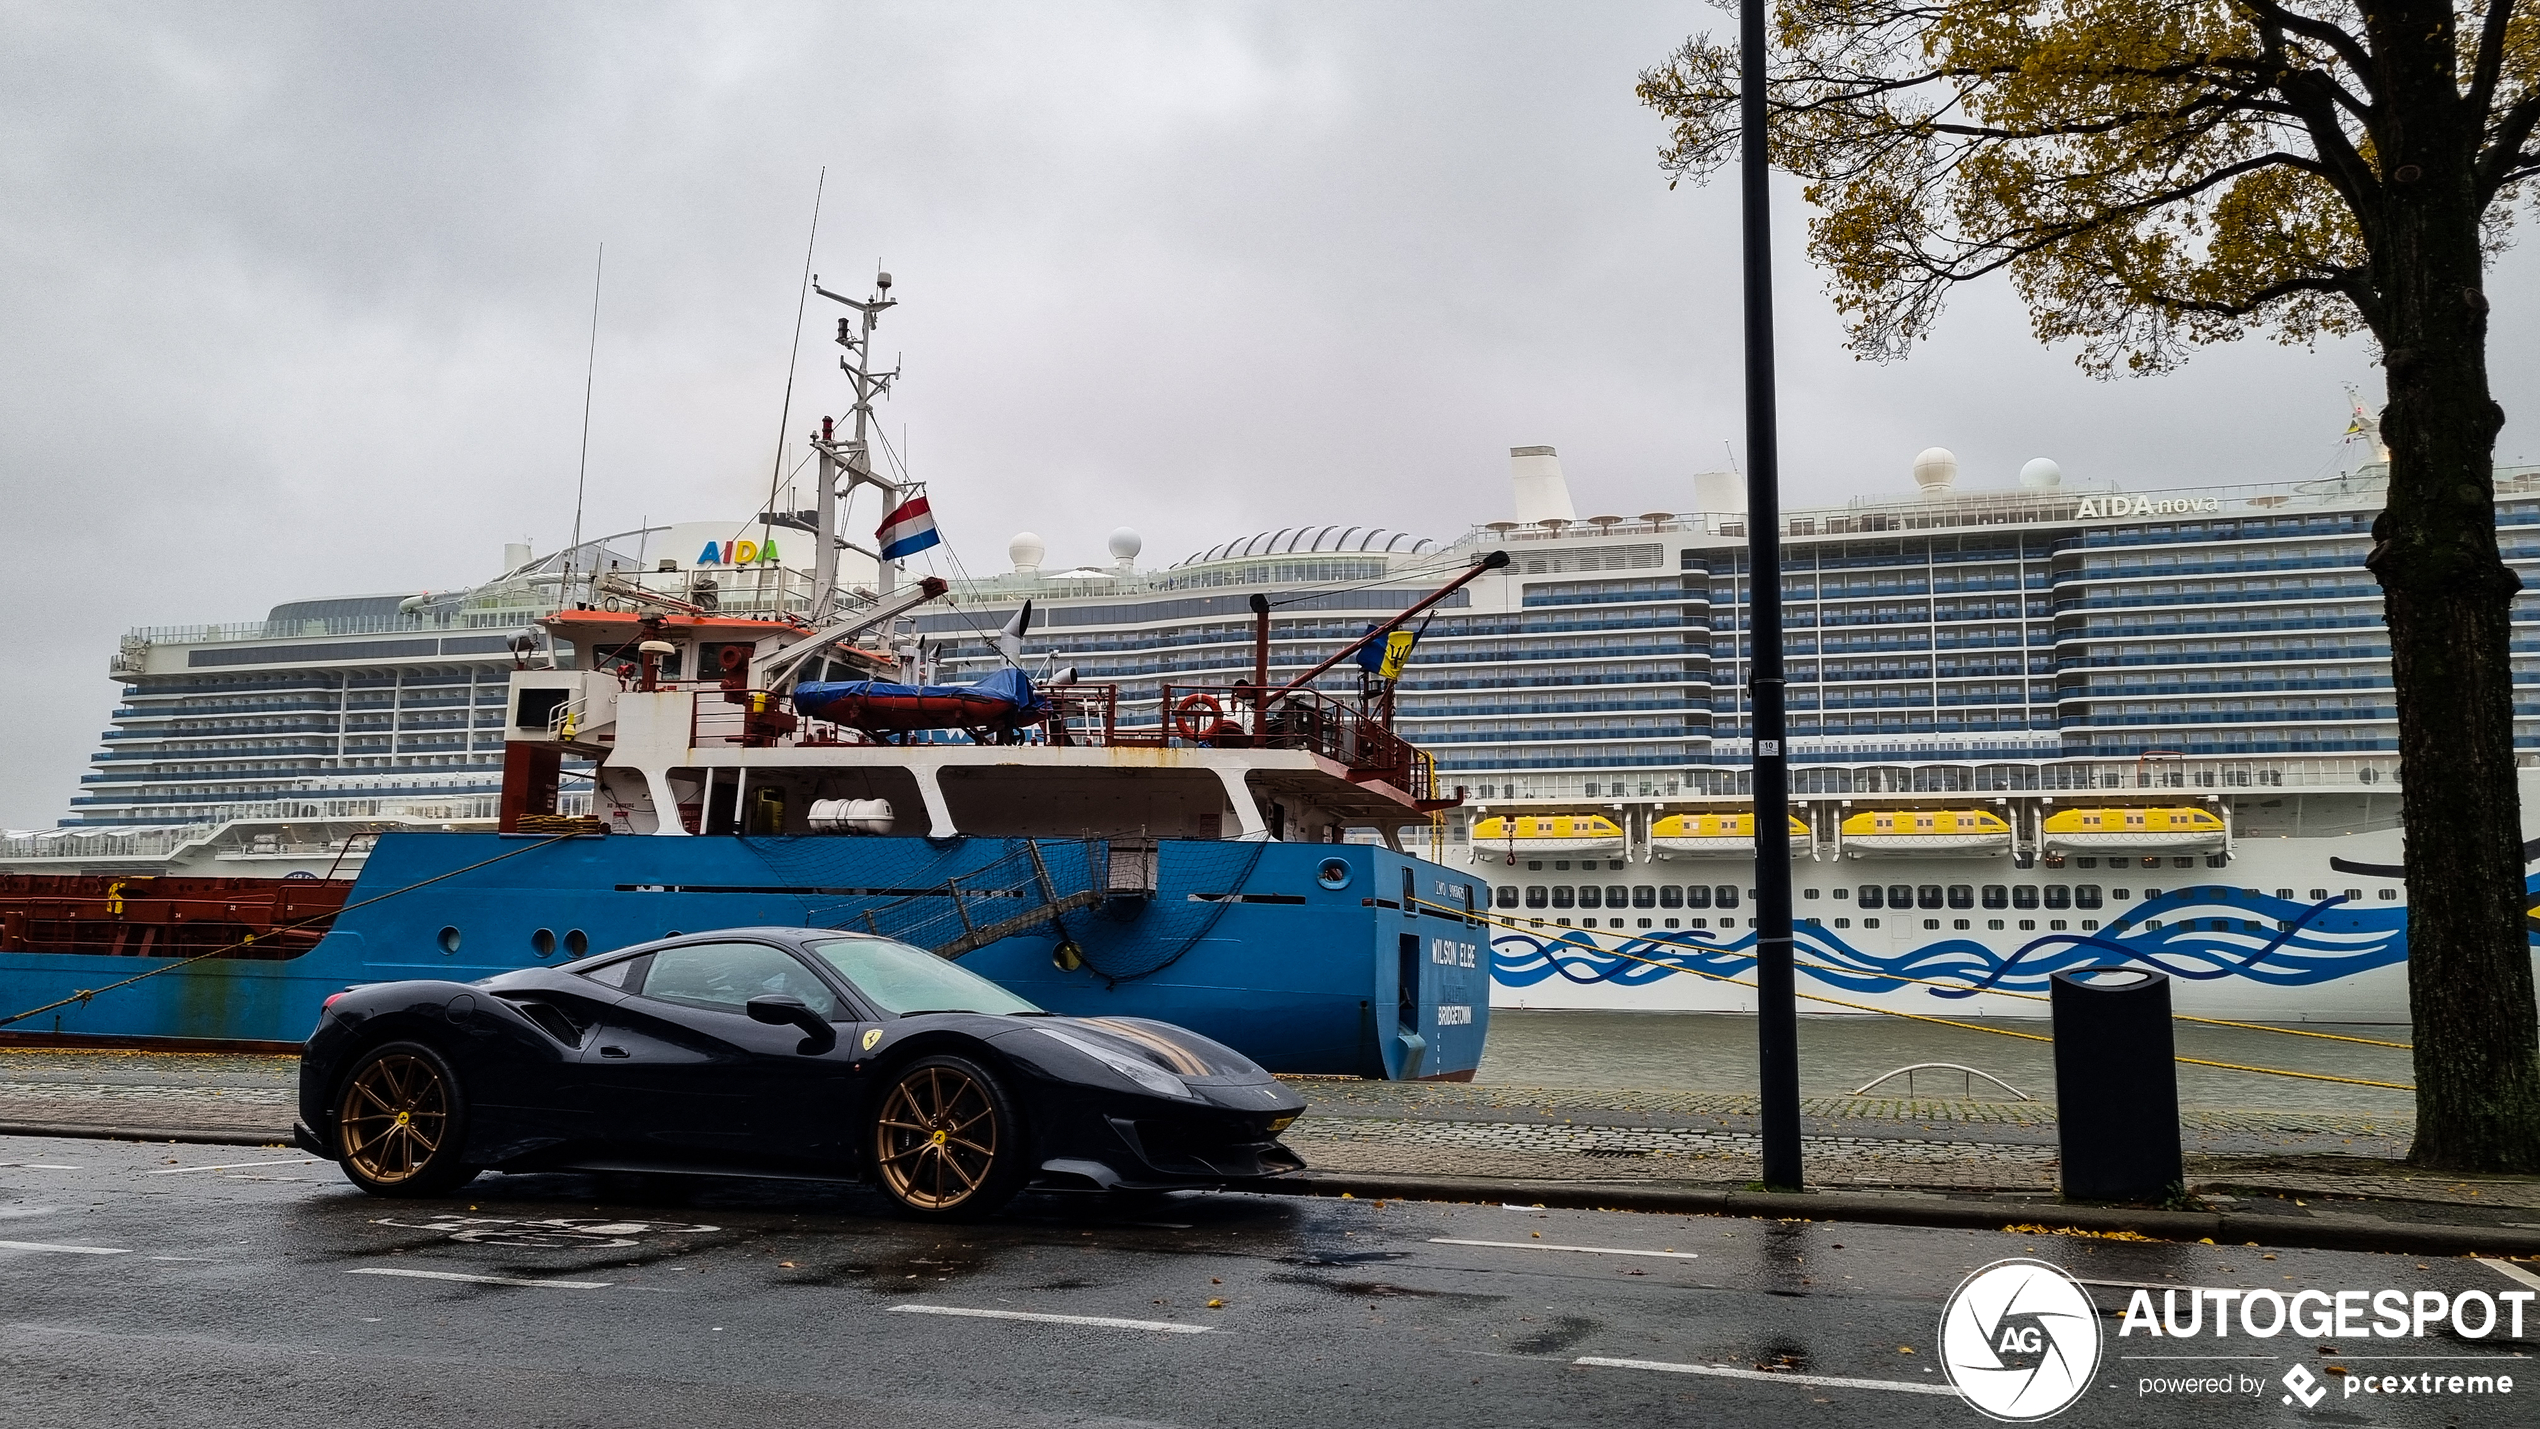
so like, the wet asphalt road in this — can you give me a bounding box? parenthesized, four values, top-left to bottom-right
(1, 1133, 2531, 1428)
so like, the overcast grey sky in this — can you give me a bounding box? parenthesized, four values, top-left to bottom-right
(4, 2, 2532, 827)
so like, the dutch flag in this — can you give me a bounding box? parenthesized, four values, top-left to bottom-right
(876, 493, 941, 561)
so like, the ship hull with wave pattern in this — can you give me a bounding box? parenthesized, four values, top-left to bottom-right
(1483, 794, 2540, 1024)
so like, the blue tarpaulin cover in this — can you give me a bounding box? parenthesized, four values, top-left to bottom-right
(794, 666, 1044, 731)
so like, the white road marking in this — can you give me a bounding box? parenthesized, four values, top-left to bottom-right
(2480, 1258, 2540, 1293)
(1575, 1357, 1961, 1396)
(0, 1240, 130, 1255)
(1430, 1237, 1700, 1260)
(0, 1163, 78, 1170)
(149, 1159, 318, 1175)
(347, 1267, 613, 1289)
(888, 1304, 1214, 1334)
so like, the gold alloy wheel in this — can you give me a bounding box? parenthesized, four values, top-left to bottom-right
(337, 1052, 450, 1186)
(874, 1064, 999, 1211)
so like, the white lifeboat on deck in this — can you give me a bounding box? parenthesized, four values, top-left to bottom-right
(1468, 813, 1627, 862)
(1840, 808, 2012, 856)
(1649, 810, 1810, 859)
(2042, 805, 2226, 851)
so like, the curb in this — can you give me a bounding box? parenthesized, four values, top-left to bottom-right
(0, 1119, 287, 1148)
(1263, 1170, 2540, 1259)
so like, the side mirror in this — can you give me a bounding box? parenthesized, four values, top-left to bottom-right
(745, 995, 837, 1055)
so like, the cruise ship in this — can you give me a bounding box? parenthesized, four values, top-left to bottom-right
(17, 414, 2537, 1025)
(907, 430, 2538, 1025)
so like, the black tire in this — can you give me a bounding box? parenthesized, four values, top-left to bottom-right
(870, 1053, 1027, 1220)
(332, 1040, 479, 1197)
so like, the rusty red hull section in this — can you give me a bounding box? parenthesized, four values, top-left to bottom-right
(0, 875, 351, 960)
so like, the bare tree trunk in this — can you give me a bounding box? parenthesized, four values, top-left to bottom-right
(2366, 63, 2540, 1166)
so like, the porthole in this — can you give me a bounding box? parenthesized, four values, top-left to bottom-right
(530, 928, 557, 958)
(437, 926, 461, 955)
(564, 929, 590, 958)
(1316, 858, 1352, 890)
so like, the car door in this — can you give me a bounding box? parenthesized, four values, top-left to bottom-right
(579, 939, 866, 1170)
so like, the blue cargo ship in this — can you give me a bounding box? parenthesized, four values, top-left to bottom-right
(0, 558, 1496, 1076)
(0, 831, 1489, 1079)
(0, 271, 1494, 1077)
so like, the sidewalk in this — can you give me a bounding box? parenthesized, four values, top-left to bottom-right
(6, 1048, 2534, 1254)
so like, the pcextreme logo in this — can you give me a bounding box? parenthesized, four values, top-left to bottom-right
(1939, 1259, 2104, 1421)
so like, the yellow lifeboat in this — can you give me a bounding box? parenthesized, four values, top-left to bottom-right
(1648, 810, 1810, 859)
(1839, 808, 2012, 856)
(1468, 813, 1628, 860)
(2041, 805, 2225, 851)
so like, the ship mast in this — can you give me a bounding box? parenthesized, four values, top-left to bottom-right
(809, 272, 901, 614)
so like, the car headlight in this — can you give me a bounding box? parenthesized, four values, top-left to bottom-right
(1036, 1026, 1196, 1101)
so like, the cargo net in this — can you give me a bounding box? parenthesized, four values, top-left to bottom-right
(1061, 837, 1270, 984)
(744, 834, 1270, 983)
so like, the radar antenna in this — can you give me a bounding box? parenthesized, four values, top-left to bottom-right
(808, 270, 903, 613)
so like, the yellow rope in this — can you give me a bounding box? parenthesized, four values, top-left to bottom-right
(2175, 1057, 2414, 1091)
(1421, 897, 2417, 1091)
(2170, 1014, 2410, 1050)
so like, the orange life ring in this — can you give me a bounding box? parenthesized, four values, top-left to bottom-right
(1172, 693, 1225, 742)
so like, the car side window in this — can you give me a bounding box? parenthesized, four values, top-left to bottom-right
(633, 942, 837, 1018)
(573, 953, 648, 989)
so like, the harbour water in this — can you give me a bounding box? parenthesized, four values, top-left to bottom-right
(1473, 1009, 2417, 1115)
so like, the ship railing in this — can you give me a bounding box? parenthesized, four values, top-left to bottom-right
(666, 678, 1426, 798)
(1039, 684, 1119, 746)
(1146, 684, 1437, 800)
(546, 693, 589, 741)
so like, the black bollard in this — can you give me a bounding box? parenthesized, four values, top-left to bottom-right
(2050, 968, 2184, 1202)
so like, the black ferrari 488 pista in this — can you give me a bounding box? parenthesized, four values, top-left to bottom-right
(294, 928, 1307, 1219)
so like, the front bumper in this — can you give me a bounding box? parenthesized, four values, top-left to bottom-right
(292, 1120, 334, 1160)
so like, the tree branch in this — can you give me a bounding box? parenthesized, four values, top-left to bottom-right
(2478, 92, 2540, 200)
(2160, 271, 2358, 318)
(2231, 0, 2381, 91)
(2269, 67, 2384, 231)
(1872, 151, 2340, 289)
(2468, 0, 2517, 116)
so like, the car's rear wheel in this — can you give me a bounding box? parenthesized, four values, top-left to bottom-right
(334, 1041, 478, 1197)
(871, 1054, 1025, 1220)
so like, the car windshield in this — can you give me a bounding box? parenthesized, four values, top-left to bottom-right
(805, 936, 1043, 1017)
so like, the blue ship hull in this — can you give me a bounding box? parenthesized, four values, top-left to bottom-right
(0, 832, 1493, 1080)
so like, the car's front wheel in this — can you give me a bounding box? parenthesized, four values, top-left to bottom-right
(870, 1054, 1025, 1220)
(333, 1041, 478, 1197)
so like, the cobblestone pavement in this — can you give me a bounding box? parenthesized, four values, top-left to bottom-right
(5, 1048, 2531, 1213)
(0, 1048, 298, 1136)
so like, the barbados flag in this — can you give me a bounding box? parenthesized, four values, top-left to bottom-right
(876, 494, 941, 560)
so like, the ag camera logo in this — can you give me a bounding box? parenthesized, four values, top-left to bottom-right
(1940, 1258, 2104, 1421)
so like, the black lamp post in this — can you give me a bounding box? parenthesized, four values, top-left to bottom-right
(1741, 0, 1803, 1192)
